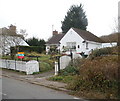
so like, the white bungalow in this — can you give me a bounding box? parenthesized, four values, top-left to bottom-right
(46, 28, 103, 57)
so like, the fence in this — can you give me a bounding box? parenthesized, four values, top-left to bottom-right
(0, 59, 39, 74)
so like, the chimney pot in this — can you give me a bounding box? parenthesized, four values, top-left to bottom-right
(53, 30, 58, 36)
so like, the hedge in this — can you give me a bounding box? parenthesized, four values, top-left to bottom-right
(10, 45, 45, 54)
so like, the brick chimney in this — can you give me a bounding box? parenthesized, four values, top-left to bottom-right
(9, 24, 16, 34)
(53, 30, 58, 36)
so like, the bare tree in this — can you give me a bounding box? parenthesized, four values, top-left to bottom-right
(1, 33, 23, 56)
(20, 29, 28, 39)
(11, 34, 24, 52)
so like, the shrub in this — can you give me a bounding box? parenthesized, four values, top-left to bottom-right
(60, 65, 78, 76)
(81, 56, 118, 81)
(67, 56, 118, 98)
(90, 47, 112, 58)
(65, 66, 77, 74)
(67, 75, 84, 90)
(10, 45, 45, 54)
(60, 58, 85, 76)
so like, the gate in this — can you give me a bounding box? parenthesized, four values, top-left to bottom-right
(60, 55, 71, 70)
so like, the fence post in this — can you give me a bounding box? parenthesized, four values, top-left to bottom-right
(55, 61, 58, 75)
(15, 59, 16, 70)
(57, 56, 60, 74)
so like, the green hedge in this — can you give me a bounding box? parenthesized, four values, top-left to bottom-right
(11, 46, 45, 54)
(90, 47, 112, 58)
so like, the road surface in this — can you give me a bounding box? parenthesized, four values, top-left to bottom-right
(2, 77, 84, 100)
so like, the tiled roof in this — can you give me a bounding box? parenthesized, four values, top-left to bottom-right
(72, 27, 104, 43)
(46, 34, 65, 44)
(47, 28, 104, 45)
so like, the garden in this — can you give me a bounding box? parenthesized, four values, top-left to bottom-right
(48, 46, 119, 99)
(2, 51, 56, 73)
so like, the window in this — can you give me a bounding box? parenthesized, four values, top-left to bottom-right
(66, 42, 76, 50)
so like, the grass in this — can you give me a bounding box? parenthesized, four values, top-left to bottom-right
(24, 54, 51, 61)
(38, 55, 51, 61)
(40, 62, 53, 72)
(48, 75, 74, 83)
(1, 55, 12, 60)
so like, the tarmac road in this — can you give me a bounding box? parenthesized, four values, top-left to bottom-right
(2, 77, 82, 100)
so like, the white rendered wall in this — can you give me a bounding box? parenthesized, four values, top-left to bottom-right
(102, 42, 117, 48)
(60, 28, 84, 53)
(84, 41, 102, 54)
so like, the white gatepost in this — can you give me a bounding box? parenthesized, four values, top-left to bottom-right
(60, 56, 71, 70)
(26, 60, 39, 75)
(55, 61, 58, 76)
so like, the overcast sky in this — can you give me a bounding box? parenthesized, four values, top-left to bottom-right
(0, 0, 119, 40)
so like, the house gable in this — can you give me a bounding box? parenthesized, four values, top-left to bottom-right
(60, 28, 84, 45)
(60, 28, 84, 52)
